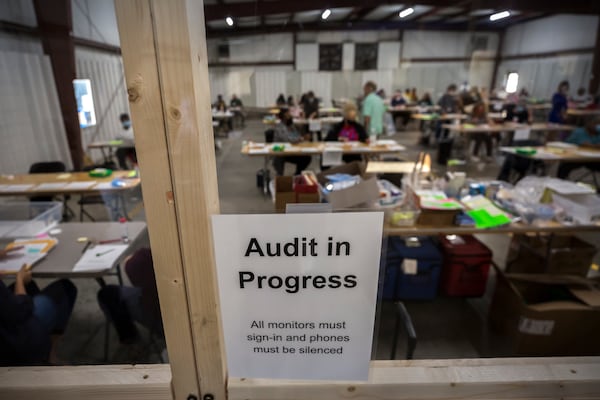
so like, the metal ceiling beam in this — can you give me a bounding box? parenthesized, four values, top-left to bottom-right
(413, 6, 441, 21)
(204, 0, 599, 21)
(345, 6, 378, 22)
(206, 19, 501, 38)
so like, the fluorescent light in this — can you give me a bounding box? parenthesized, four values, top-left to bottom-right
(506, 72, 519, 93)
(225, 16, 234, 26)
(321, 9, 331, 20)
(399, 7, 414, 18)
(489, 10, 510, 21)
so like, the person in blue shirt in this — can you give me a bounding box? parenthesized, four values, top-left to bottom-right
(557, 118, 600, 179)
(548, 81, 569, 124)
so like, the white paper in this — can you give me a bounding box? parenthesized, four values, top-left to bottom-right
(513, 129, 531, 141)
(93, 182, 114, 190)
(0, 240, 55, 271)
(64, 181, 97, 190)
(402, 259, 418, 275)
(73, 244, 128, 272)
(577, 151, 600, 158)
(212, 213, 383, 381)
(248, 148, 270, 155)
(322, 149, 343, 166)
(308, 120, 322, 132)
(33, 183, 68, 191)
(0, 184, 35, 192)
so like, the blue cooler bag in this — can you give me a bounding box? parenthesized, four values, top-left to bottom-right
(383, 236, 442, 300)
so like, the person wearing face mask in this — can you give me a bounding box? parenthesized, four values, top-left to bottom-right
(115, 113, 137, 170)
(272, 108, 312, 176)
(325, 102, 367, 164)
(557, 118, 600, 181)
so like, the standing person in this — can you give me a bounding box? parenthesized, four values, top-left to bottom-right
(116, 113, 137, 170)
(325, 102, 367, 164)
(0, 262, 77, 366)
(549, 81, 569, 123)
(435, 84, 460, 141)
(229, 94, 245, 128)
(300, 91, 319, 119)
(362, 81, 385, 137)
(469, 101, 493, 162)
(272, 108, 312, 176)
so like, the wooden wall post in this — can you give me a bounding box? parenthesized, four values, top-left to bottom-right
(589, 20, 600, 95)
(114, 1, 226, 399)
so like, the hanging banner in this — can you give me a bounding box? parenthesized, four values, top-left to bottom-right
(212, 212, 383, 381)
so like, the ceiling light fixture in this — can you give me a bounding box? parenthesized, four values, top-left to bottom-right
(225, 16, 234, 26)
(399, 7, 414, 18)
(321, 9, 331, 20)
(489, 10, 510, 21)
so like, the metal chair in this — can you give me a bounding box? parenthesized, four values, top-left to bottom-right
(390, 301, 417, 360)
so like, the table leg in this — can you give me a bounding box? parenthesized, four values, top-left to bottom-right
(263, 156, 270, 196)
(120, 193, 131, 221)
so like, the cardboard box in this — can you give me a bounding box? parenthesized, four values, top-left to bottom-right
(316, 161, 380, 210)
(506, 234, 596, 276)
(489, 269, 600, 356)
(274, 176, 320, 213)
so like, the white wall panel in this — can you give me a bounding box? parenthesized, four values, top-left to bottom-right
(0, 33, 42, 54)
(296, 43, 318, 71)
(361, 70, 393, 95)
(71, 0, 120, 46)
(0, 51, 72, 174)
(496, 54, 593, 99)
(301, 72, 333, 107)
(75, 49, 129, 152)
(0, 0, 36, 26)
(342, 43, 354, 71)
(503, 15, 598, 56)
(378, 42, 401, 70)
(251, 70, 288, 107)
(403, 31, 497, 59)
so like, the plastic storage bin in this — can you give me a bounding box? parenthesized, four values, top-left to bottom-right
(383, 236, 442, 300)
(439, 235, 492, 297)
(0, 201, 62, 238)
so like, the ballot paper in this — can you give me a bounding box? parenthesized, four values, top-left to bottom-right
(322, 148, 343, 167)
(248, 148, 269, 154)
(73, 244, 128, 272)
(93, 182, 114, 190)
(0, 238, 58, 272)
(64, 181, 97, 190)
(513, 128, 531, 141)
(0, 184, 35, 192)
(33, 182, 68, 191)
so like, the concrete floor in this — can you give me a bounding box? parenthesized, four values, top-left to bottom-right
(32, 117, 597, 365)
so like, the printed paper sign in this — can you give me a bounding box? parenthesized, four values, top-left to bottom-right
(212, 212, 383, 381)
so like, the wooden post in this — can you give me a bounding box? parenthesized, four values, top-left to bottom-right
(114, 1, 226, 399)
(33, 0, 84, 170)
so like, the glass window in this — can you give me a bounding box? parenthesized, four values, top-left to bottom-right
(319, 44, 342, 71)
(73, 79, 97, 128)
(354, 43, 378, 71)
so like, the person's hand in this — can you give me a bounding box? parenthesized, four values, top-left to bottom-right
(16, 264, 32, 285)
(338, 136, 348, 142)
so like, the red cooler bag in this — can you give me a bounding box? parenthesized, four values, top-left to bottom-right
(439, 235, 492, 297)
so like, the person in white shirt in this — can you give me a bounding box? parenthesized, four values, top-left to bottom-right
(571, 87, 593, 109)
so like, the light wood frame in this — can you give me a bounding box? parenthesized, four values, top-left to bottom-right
(1, 1, 600, 399)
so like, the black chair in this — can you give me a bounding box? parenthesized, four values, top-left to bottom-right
(265, 129, 274, 143)
(390, 301, 417, 360)
(28, 161, 75, 220)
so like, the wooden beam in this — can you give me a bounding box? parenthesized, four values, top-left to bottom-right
(490, 29, 505, 90)
(114, 1, 226, 399)
(32, 0, 84, 171)
(229, 358, 600, 400)
(0, 365, 172, 400)
(2, 358, 600, 400)
(589, 19, 600, 95)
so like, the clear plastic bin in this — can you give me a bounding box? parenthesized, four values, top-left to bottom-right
(0, 201, 63, 238)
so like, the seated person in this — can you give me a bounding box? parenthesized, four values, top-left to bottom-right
(229, 94, 245, 127)
(418, 93, 433, 106)
(276, 93, 286, 107)
(557, 119, 600, 180)
(571, 87, 593, 109)
(214, 94, 227, 112)
(390, 90, 410, 129)
(324, 102, 367, 164)
(0, 262, 77, 366)
(116, 113, 137, 170)
(273, 108, 312, 176)
(497, 139, 545, 183)
(469, 101, 493, 162)
(97, 248, 162, 344)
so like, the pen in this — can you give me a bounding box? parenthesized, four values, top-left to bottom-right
(96, 249, 115, 257)
(98, 238, 123, 244)
(81, 241, 92, 254)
